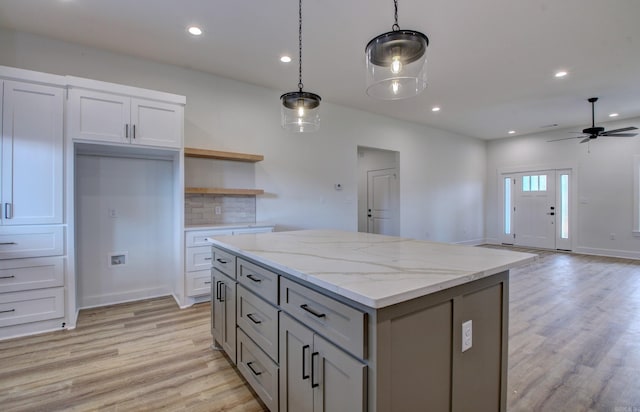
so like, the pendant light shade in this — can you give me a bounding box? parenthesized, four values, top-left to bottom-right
(281, 0, 321, 132)
(366, 1, 429, 100)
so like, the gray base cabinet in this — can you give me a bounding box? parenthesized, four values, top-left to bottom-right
(211, 269, 236, 362)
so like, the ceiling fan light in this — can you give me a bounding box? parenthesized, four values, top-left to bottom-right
(365, 30, 429, 100)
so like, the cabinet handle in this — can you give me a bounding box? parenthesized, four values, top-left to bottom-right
(125, 124, 129, 138)
(300, 304, 326, 318)
(4, 203, 13, 219)
(0, 242, 17, 246)
(246, 313, 262, 324)
(246, 274, 262, 283)
(0, 275, 16, 279)
(204, 281, 211, 285)
(215, 281, 222, 300)
(204, 257, 212, 261)
(302, 344, 310, 380)
(246, 361, 262, 376)
(216, 258, 227, 264)
(133, 124, 136, 139)
(219, 282, 225, 302)
(0, 309, 16, 314)
(311, 351, 319, 388)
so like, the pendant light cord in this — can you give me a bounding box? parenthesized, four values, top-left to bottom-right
(392, 0, 400, 31)
(298, 0, 303, 92)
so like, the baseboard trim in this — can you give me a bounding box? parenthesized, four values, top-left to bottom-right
(574, 246, 640, 261)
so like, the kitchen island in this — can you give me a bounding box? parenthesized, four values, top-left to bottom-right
(207, 230, 535, 412)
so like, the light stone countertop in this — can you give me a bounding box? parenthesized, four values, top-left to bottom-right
(185, 222, 274, 231)
(207, 229, 536, 309)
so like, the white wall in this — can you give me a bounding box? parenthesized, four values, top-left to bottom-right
(486, 119, 640, 259)
(0, 28, 487, 244)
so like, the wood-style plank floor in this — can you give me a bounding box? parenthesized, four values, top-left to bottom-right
(1, 248, 639, 411)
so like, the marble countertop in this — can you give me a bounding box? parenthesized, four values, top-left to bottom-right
(207, 229, 536, 309)
(185, 222, 274, 231)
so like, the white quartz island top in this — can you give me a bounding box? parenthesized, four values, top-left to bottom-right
(207, 229, 536, 309)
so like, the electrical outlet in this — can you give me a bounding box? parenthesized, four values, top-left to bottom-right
(215, 206, 222, 215)
(108, 208, 118, 218)
(462, 320, 473, 352)
(610, 233, 616, 240)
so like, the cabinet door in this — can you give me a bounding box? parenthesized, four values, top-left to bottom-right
(313, 334, 366, 412)
(280, 313, 314, 412)
(1, 81, 63, 225)
(68, 89, 130, 144)
(211, 270, 236, 363)
(131, 98, 182, 148)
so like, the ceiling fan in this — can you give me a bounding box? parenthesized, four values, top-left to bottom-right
(548, 97, 638, 143)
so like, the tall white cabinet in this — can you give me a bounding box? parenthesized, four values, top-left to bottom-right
(0, 68, 67, 340)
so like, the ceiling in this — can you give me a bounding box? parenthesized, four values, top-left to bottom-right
(1, 0, 639, 140)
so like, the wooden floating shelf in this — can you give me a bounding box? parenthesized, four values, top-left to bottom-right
(185, 187, 265, 195)
(184, 147, 264, 162)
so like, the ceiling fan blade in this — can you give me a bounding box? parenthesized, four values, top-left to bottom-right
(604, 133, 638, 137)
(547, 136, 585, 142)
(579, 137, 592, 144)
(602, 126, 638, 135)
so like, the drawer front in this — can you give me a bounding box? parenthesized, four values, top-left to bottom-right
(186, 246, 213, 272)
(0, 226, 64, 260)
(237, 258, 278, 305)
(237, 285, 279, 362)
(232, 226, 274, 235)
(237, 329, 279, 412)
(0, 257, 64, 293)
(185, 229, 233, 247)
(280, 277, 366, 359)
(186, 270, 212, 296)
(0, 287, 64, 327)
(212, 247, 236, 279)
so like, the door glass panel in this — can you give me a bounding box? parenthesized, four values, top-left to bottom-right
(522, 176, 530, 192)
(561, 174, 569, 239)
(504, 178, 511, 234)
(531, 175, 539, 191)
(539, 175, 547, 191)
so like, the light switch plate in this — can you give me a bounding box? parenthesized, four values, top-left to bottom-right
(462, 320, 473, 352)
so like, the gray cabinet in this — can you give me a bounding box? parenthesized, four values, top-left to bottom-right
(280, 312, 366, 412)
(211, 269, 236, 362)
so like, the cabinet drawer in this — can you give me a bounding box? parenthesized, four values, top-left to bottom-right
(237, 285, 279, 362)
(280, 277, 366, 359)
(186, 246, 213, 272)
(0, 226, 64, 260)
(186, 270, 212, 297)
(237, 329, 279, 412)
(212, 247, 236, 278)
(0, 287, 64, 327)
(237, 258, 278, 305)
(0, 257, 64, 293)
(185, 230, 233, 247)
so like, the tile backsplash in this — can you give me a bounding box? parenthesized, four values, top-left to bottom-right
(185, 194, 256, 226)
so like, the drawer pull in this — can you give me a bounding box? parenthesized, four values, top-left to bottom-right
(311, 352, 319, 388)
(4, 203, 13, 219)
(216, 258, 227, 264)
(0, 275, 16, 279)
(0, 242, 17, 246)
(302, 344, 310, 380)
(300, 304, 326, 318)
(246, 274, 262, 283)
(204, 257, 212, 261)
(246, 361, 262, 376)
(0, 309, 16, 314)
(204, 281, 212, 285)
(246, 313, 262, 324)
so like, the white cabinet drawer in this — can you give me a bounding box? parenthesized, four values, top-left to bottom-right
(185, 229, 233, 247)
(186, 270, 212, 297)
(237, 329, 279, 412)
(0, 287, 64, 327)
(280, 277, 366, 359)
(0, 226, 64, 260)
(237, 258, 278, 305)
(237, 285, 279, 362)
(212, 247, 236, 279)
(186, 246, 213, 272)
(0, 257, 64, 293)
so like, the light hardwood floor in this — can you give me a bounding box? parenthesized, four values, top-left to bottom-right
(1, 249, 639, 411)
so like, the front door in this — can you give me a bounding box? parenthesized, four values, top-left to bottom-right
(367, 168, 397, 235)
(514, 171, 556, 248)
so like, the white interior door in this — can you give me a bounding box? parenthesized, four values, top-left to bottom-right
(367, 168, 397, 235)
(514, 171, 556, 248)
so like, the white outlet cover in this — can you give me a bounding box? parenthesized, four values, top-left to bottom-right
(462, 320, 473, 352)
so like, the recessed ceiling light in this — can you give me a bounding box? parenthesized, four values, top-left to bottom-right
(508, 130, 516, 134)
(609, 113, 619, 117)
(431, 107, 441, 112)
(280, 56, 292, 63)
(187, 26, 202, 36)
(554, 71, 568, 78)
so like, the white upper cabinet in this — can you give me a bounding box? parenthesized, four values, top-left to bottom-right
(1, 80, 64, 225)
(67, 80, 184, 149)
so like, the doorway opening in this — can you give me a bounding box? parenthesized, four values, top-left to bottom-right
(357, 147, 400, 236)
(501, 169, 572, 250)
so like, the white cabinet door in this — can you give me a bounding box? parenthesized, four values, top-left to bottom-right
(68, 89, 131, 144)
(1, 81, 63, 225)
(131, 98, 182, 149)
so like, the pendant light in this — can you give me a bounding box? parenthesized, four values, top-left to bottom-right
(365, 0, 429, 100)
(281, 0, 321, 132)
